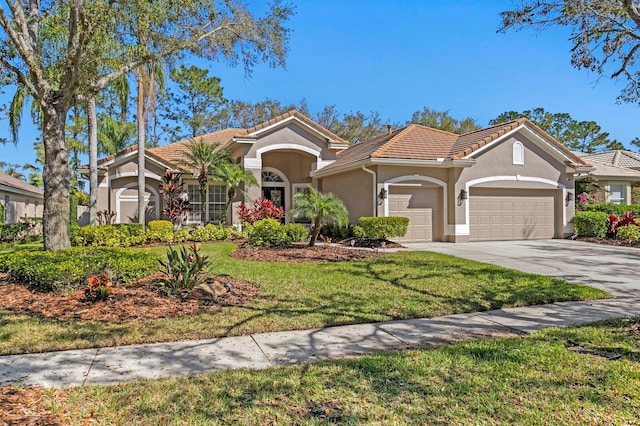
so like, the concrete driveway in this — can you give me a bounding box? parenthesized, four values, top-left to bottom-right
(403, 240, 640, 298)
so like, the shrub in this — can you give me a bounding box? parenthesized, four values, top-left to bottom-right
(249, 218, 291, 247)
(158, 243, 210, 294)
(147, 220, 174, 242)
(352, 225, 366, 238)
(237, 197, 285, 224)
(582, 203, 640, 216)
(0, 203, 3, 225)
(190, 223, 234, 242)
(69, 194, 79, 226)
(358, 217, 409, 239)
(319, 223, 352, 240)
(71, 224, 147, 247)
(606, 211, 637, 238)
(616, 224, 640, 241)
(84, 270, 113, 302)
(173, 227, 192, 242)
(574, 211, 608, 237)
(283, 223, 309, 242)
(0, 247, 160, 292)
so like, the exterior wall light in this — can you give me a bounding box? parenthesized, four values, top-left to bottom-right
(459, 189, 468, 200)
(377, 188, 388, 205)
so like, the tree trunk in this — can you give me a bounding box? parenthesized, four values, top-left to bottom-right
(137, 73, 146, 226)
(309, 222, 321, 247)
(87, 96, 98, 225)
(42, 105, 72, 251)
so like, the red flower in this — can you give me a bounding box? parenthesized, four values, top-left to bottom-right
(88, 276, 99, 286)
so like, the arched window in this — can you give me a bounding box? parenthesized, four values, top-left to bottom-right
(262, 171, 284, 182)
(512, 141, 524, 165)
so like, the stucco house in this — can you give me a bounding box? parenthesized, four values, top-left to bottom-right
(577, 150, 640, 205)
(0, 170, 44, 223)
(86, 110, 591, 242)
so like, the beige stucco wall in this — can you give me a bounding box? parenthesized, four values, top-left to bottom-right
(452, 133, 575, 240)
(320, 168, 375, 223)
(0, 190, 43, 223)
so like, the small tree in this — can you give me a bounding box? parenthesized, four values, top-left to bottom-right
(289, 187, 349, 247)
(213, 161, 258, 220)
(159, 170, 190, 228)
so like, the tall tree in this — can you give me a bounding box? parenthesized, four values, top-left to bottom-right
(0, 0, 293, 250)
(499, 1, 640, 103)
(181, 139, 228, 223)
(409, 107, 480, 134)
(490, 108, 613, 152)
(161, 65, 226, 140)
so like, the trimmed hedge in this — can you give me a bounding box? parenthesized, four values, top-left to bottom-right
(190, 224, 234, 242)
(147, 220, 174, 242)
(358, 216, 409, 239)
(71, 224, 147, 247)
(582, 203, 640, 216)
(249, 218, 290, 247)
(283, 223, 309, 242)
(616, 224, 640, 241)
(574, 211, 608, 237)
(0, 247, 161, 292)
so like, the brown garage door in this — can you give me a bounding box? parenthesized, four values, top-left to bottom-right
(469, 188, 556, 241)
(388, 186, 441, 242)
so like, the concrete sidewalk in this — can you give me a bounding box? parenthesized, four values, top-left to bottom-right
(2, 298, 639, 388)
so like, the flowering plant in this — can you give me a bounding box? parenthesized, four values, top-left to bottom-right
(84, 270, 113, 302)
(237, 197, 285, 224)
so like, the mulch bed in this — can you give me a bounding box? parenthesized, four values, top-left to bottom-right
(230, 242, 396, 263)
(0, 385, 71, 426)
(576, 236, 640, 248)
(0, 272, 258, 323)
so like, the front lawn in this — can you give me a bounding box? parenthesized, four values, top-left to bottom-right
(0, 242, 607, 355)
(6, 317, 639, 424)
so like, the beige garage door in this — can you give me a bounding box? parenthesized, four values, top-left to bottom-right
(469, 188, 556, 241)
(388, 186, 441, 242)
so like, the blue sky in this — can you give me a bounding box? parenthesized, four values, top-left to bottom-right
(2, 0, 639, 170)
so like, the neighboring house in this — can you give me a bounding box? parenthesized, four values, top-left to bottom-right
(578, 150, 640, 205)
(85, 111, 591, 242)
(0, 170, 44, 223)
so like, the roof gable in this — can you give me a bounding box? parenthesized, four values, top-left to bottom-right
(315, 118, 588, 175)
(234, 110, 349, 147)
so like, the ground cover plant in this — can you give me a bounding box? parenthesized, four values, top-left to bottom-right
(0, 242, 607, 355)
(3, 317, 638, 424)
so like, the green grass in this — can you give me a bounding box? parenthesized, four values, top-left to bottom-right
(0, 242, 607, 355)
(41, 317, 640, 424)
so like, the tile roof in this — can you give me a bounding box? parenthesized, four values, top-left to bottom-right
(318, 118, 587, 173)
(582, 160, 640, 179)
(148, 128, 242, 167)
(93, 110, 348, 169)
(580, 150, 640, 170)
(235, 110, 349, 146)
(0, 171, 44, 197)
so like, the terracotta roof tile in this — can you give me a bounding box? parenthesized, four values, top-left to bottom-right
(317, 118, 588, 173)
(148, 128, 242, 167)
(583, 159, 640, 178)
(0, 170, 43, 196)
(581, 150, 640, 170)
(373, 125, 458, 160)
(235, 109, 349, 146)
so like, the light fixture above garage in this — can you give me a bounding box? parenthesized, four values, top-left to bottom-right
(377, 188, 388, 205)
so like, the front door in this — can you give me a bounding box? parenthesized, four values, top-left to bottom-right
(262, 187, 285, 210)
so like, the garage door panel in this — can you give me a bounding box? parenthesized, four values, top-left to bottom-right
(388, 187, 441, 242)
(470, 188, 556, 241)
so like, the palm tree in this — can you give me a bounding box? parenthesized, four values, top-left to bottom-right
(181, 139, 228, 223)
(289, 186, 349, 247)
(212, 161, 258, 221)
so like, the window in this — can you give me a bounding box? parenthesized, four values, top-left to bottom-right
(207, 185, 226, 223)
(609, 184, 624, 205)
(512, 141, 524, 165)
(186, 184, 227, 223)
